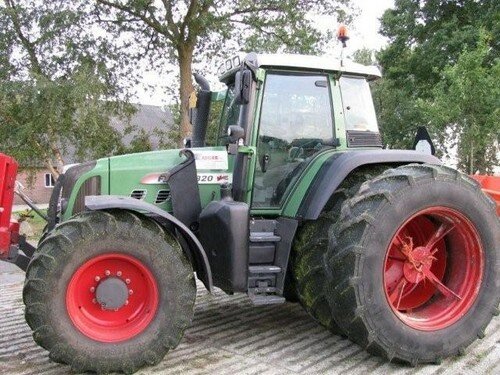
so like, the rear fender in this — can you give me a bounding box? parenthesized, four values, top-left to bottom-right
(85, 195, 213, 292)
(298, 150, 441, 220)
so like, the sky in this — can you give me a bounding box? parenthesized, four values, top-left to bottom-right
(135, 0, 395, 106)
(347, 0, 395, 52)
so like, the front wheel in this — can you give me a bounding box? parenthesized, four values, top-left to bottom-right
(23, 210, 196, 373)
(325, 164, 500, 364)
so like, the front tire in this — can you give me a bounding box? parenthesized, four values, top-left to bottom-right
(325, 164, 500, 364)
(23, 210, 196, 373)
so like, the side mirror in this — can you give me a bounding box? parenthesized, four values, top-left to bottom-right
(234, 69, 252, 105)
(413, 126, 435, 155)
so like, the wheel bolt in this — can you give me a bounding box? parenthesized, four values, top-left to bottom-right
(129, 289, 133, 295)
(92, 298, 97, 304)
(117, 271, 122, 277)
(105, 270, 111, 276)
(125, 278, 131, 284)
(90, 287, 95, 293)
(95, 276, 100, 282)
(125, 300, 129, 305)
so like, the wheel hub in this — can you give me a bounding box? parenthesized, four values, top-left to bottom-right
(402, 244, 435, 284)
(95, 277, 129, 310)
(66, 253, 159, 342)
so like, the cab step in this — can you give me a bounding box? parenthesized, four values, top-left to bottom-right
(247, 218, 298, 306)
(249, 232, 281, 242)
(248, 293, 286, 306)
(248, 265, 281, 274)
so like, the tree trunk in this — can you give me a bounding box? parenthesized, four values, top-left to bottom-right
(469, 141, 474, 175)
(50, 144, 65, 175)
(45, 159, 60, 179)
(177, 44, 195, 145)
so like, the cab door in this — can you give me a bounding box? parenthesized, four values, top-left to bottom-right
(252, 72, 335, 209)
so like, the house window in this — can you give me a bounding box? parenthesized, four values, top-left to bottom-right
(44, 173, 56, 188)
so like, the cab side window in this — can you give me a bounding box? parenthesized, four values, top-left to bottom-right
(252, 73, 334, 208)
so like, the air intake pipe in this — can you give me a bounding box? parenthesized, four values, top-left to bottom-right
(191, 73, 211, 148)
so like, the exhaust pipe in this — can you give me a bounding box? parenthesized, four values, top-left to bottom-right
(191, 73, 211, 148)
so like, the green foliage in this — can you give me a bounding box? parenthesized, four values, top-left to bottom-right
(375, 0, 499, 173)
(420, 32, 500, 174)
(0, 69, 129, 169)
(0, 0, 136, 175)
(350, 48, 375, 66)
(155, 102, 181, 149)
(206, 99, 224, 146)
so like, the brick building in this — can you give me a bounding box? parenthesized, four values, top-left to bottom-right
(14, 104, 173, 205)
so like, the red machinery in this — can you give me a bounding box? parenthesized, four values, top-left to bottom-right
(471, 175, 500, 216)
(0, 153, 19, 260)
(0, 153, 35, 269)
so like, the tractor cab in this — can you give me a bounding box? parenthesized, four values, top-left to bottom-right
(191, 53, 383, 210)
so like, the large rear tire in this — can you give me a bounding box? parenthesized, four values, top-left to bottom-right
(325, 164, 500, 364)
(23, 210, 196, 374)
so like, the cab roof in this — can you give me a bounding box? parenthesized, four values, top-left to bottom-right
(218, 52, 382, 83)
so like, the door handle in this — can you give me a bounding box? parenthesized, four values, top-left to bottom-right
(261, 153, 270, 173)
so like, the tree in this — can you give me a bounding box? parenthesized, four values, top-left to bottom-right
(421, 33, 499, 174)
(95, 0, 354, 143)
(379, 0, 498, 97)
(0, 0, 136, 177)
(350, 47, 375, 66)
(375, 0, 499, 172)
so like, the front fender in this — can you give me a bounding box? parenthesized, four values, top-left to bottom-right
(85, 195, 213, 292)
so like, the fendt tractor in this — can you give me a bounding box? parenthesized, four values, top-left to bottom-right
(1, 51, 499, 374)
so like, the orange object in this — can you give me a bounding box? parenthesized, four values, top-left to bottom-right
(337, 24, 349, 47)
(471, 175, 500, 216)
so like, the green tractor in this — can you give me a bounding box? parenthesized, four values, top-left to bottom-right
(1, 52, 499, 373)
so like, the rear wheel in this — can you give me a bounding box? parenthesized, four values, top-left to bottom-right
(325, 164, 500, 364)
(24, 210, 196, 373)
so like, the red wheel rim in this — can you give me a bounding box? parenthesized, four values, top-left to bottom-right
(66, 253, 159, 342)
(383, 207, 484, 331)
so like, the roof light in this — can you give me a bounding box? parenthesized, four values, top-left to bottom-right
(337, 24, 349, 48)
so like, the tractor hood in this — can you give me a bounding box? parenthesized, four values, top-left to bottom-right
(107, 146, 233, 210)
(60, 146, 233, 221)
(109, 148, 186, 188)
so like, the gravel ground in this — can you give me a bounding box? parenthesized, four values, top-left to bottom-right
(0, 261, 499, 375)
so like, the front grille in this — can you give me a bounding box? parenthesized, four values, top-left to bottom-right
(73, 176, 101, 215)
(61, 161, 96, 214)
(155, 190, 171, 204)
(131, 190, 146, 200)
(347, 130, 382, 148)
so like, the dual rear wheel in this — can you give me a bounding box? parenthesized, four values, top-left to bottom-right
(294, 164, 499, 364)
